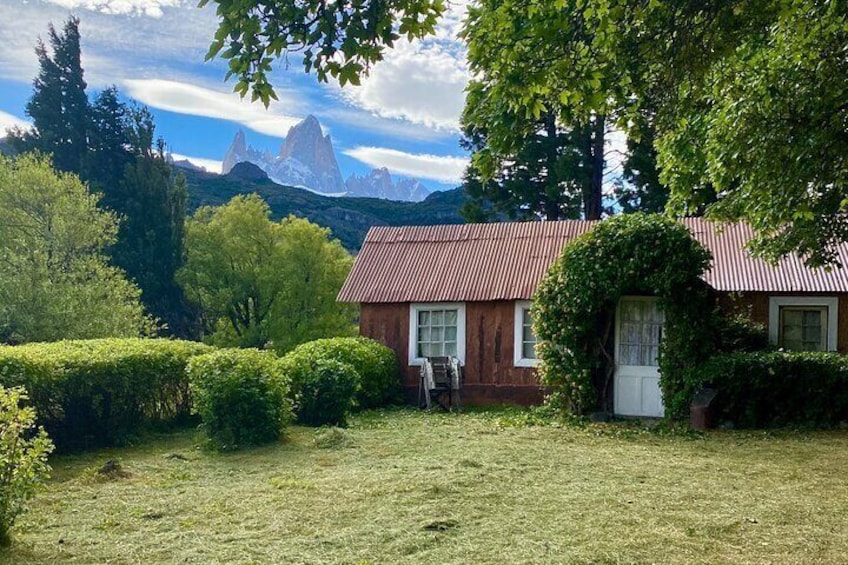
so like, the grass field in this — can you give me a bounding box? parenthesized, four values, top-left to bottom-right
(2, 409, 847, 564)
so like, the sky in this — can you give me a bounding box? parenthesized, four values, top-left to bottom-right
(0, 0, 473, 192)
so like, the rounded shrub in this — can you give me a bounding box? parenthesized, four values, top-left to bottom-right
(187, 348, 291, 450)
(280, 357, 359, 427)
(281, 337, 399, 409)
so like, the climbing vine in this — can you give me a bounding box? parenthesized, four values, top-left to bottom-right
(533, 214, 716, 417)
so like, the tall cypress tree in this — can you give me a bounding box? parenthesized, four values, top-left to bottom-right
(13, 17, 88, 172)
(85, 86, 134, 192)
(113, 106, 192, 336)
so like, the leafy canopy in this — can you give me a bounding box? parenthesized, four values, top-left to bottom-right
(201, 0, 446, 105)
(178, 194, 356, 353)
(0, 154, 155, 343)
(461, 0, 848, 265)
(201, 0, 847, 260)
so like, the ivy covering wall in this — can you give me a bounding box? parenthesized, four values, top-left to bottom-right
(533, 214, 717, 417)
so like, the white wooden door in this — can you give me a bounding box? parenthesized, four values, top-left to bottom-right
(614, 297, 665, 417)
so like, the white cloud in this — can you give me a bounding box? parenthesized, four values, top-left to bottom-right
(343, 146, 468, 185)
(123, 79, 303, 138)
(0, 111, 30, 135)
(323, 107, 457, 143)
(0, 1, 219, 85)
(42, 0, 185, 18)
(170, 153, 222, 174)
(337, 1, 470, 131)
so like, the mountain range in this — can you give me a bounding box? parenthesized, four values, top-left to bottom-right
(220, 115, 431, 202)
(186, 162, 465, 250)
(0, 131, 466, 250)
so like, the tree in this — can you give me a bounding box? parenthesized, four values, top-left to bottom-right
(460, 85, 587, 222)
(9, 17, 88, 173)
(88, 102, 193, 336)
(453, 0, 848, 265)
(268, 216, 358, 353)
(114, 150, 192, 336)
(657, 1, 848, 265)
(0, 154, 155, 343)
(613, 115, 670, 214)
(83, 86, 134, 192)
(200, 0, 445, 104)
(458, 1, 609, 221)
(178, 195, 355, 352)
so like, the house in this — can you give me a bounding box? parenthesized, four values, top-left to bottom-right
(337, 219, 848, 414)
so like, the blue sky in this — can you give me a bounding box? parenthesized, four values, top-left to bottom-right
(0, 0, 472, 191)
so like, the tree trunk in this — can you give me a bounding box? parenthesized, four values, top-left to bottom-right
(543, 112, 562, 220)
(583, 114, 605, 221)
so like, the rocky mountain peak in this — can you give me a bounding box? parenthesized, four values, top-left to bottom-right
(222, 129, 250, 174)
(345, 167, 430, 202)
(219, 116, 431, 200)
(232, 129, 246, 150)
(275, 115, 344, 193)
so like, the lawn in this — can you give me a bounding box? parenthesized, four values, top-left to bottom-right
(2, 409, 848, 564)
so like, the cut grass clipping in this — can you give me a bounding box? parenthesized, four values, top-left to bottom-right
(2, 409, 848, 564)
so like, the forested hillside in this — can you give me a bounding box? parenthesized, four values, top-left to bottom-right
(183, 166, 466, 250)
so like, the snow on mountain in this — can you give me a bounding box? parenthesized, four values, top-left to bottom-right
(221, 116, 431, 201)
(344, 167, 430, 202)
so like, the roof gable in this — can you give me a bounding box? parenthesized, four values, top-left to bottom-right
(337, 219, 848, 303)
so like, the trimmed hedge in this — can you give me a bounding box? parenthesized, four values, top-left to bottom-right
(0, 339, 211, 449)
(281, 337, 400, 409)
(187, 348, 291, 450)
(696, 351, 848, 427)
(285, 358, 359, 427)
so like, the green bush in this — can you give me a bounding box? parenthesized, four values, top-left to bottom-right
(187, 348, 291, 450)
(281, 358, 359, 427)
(714, 315, 770, 353)
(696, 351, 848, 427)
(0, 386, 54, 547)
(0, 339, 212, 450)
(281, 337, 400, 409)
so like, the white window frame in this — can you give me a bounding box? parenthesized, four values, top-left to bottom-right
(514, 300, 540, 368)
(768, 296, 838, 352)
(408, 302, 466, 366)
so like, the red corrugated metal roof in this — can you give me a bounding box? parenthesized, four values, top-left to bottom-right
(683, 219, 848, 293)
(337, 218, 848, 303)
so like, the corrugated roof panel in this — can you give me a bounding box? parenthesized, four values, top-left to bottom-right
(337, 219, 848, 303)
(683, 219, 848, 292)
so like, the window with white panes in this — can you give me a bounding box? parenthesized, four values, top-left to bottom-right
(514, 301, 539, 367)
(618, 299, 664, 367)
(416, 307, 459, 358)
(768, 297, 838, 352)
